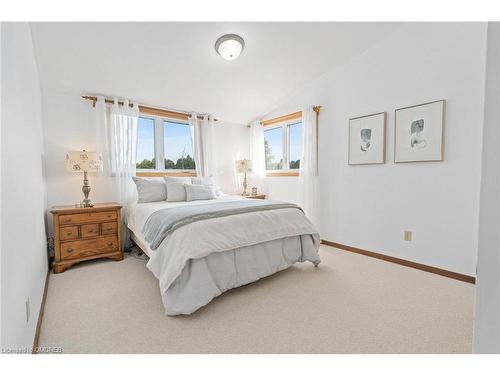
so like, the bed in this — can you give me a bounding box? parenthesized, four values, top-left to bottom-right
(127, 194, 320, 316)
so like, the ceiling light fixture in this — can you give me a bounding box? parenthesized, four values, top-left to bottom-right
(215, 34, 244, 61)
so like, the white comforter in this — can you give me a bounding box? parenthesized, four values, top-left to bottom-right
(128, 195, 320, 314)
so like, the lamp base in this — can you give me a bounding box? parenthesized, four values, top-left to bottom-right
(241, 171, 248, 196)
(81, 198, 94, 208)
(81, 171, 94, 207)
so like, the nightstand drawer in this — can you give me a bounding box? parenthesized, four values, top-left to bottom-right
(60, 236, 119, 260)
(101, 222, 118, 235)
(59, 226, 79, 241)
(59, 210, 117, 225)
(81, 224, 99, 238)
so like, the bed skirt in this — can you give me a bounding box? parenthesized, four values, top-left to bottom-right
(131, 232, 320, 316)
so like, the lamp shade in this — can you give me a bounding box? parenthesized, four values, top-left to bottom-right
(235, 159, 252, 174)
(66, 151, 103, 173)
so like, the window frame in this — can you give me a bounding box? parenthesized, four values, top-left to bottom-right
(135, 114, 197, 177)
(135, 116, 157, 172)
(264, 119, 302, 177)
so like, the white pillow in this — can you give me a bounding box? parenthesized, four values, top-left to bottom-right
(164, 176, 192, 185)
(166, 183, 187, 202)
(132, 177, 167, 203)
(191, 176, 214, 185)
(164, 176, 192, 201)
(191, 176, 221, 196)
(185, 184, 217, 202)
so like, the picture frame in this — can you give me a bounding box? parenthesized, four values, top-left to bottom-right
(348, 112, 386, 165)
(394, 100, 445, 163)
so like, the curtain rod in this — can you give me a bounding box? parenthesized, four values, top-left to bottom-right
(261, 106, 321, 126)
(81, 95, 218, 122)
(248, 106, 321, 127)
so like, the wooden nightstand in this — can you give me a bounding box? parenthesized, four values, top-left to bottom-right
(246, 194, 266, 200)
(51, 203, 123, 273)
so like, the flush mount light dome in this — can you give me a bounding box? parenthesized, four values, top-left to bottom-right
(215, 34, 244, 60)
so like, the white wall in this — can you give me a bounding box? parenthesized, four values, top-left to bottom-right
(474, 22, 500, 354)
(262, 23, 487, 276)
(1, 23, 48, 351)
(213, 122, 250, 195)
(264, 176, 299, 204)
(42, 90, 119, 235)
(41, 90, 249, 234)
(0, 21, 3, 349)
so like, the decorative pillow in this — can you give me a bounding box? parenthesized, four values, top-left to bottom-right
(164, 176, 192, 185)
(166, 183, 187, 202)
(132, 177, 167, 203)
(191, 176, 214, 185)
(185, 184, 217, 202)
(191, 176, 221, 196)
(164, 176, 192, 201)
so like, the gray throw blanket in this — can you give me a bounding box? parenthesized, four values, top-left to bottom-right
(142, 199, 302, 250)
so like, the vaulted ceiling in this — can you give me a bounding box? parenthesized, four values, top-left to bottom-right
(30, 22, 401, 124)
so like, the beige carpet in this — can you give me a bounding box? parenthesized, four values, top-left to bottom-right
(38, 245, 474, 353)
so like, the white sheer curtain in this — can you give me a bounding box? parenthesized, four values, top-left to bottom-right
(299, 106, 319, 227)
(249, 120, 266, 193)
(201, 115, 217, 180)
(189, 112, 203, 177)
(95, 96, 139, 249)
(190, 113, 217, 181)
(250, 121, 265, 178)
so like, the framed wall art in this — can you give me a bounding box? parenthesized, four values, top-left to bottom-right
(348, 112, 386, 165)
(394, 100, 445, 163)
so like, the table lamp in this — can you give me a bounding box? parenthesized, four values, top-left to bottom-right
(235, 159, 252, 196)
(66, 150, 103, 207)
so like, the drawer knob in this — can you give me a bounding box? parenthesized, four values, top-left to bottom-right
(67, 248, 74, 253)
(108, 242, 113, 246)
(88, 230, 94, 233)
(66, 231, 72, 235)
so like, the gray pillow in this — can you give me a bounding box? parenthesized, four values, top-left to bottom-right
(166, 183, 187, 202)
(185, 184, 217, 202)
(132, 177, 167, 203)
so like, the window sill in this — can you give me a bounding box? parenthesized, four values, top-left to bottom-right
(266, 171, 299, 177)
(136, 171, 197, 177)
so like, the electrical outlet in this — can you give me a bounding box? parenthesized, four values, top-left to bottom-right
(404, 231, 412, 242)
(25, 297, 30, 323)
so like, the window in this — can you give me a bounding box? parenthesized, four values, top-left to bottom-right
(288, 122, 302, 169)
(264, 120, 302, 174)
(136, 116, 195, 173)
(163, 120, 195, 170)
(264, 126, 283, 170)
(136, 117, 156, 169)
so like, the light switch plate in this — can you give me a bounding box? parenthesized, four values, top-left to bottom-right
(404, 231, 412, 242)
